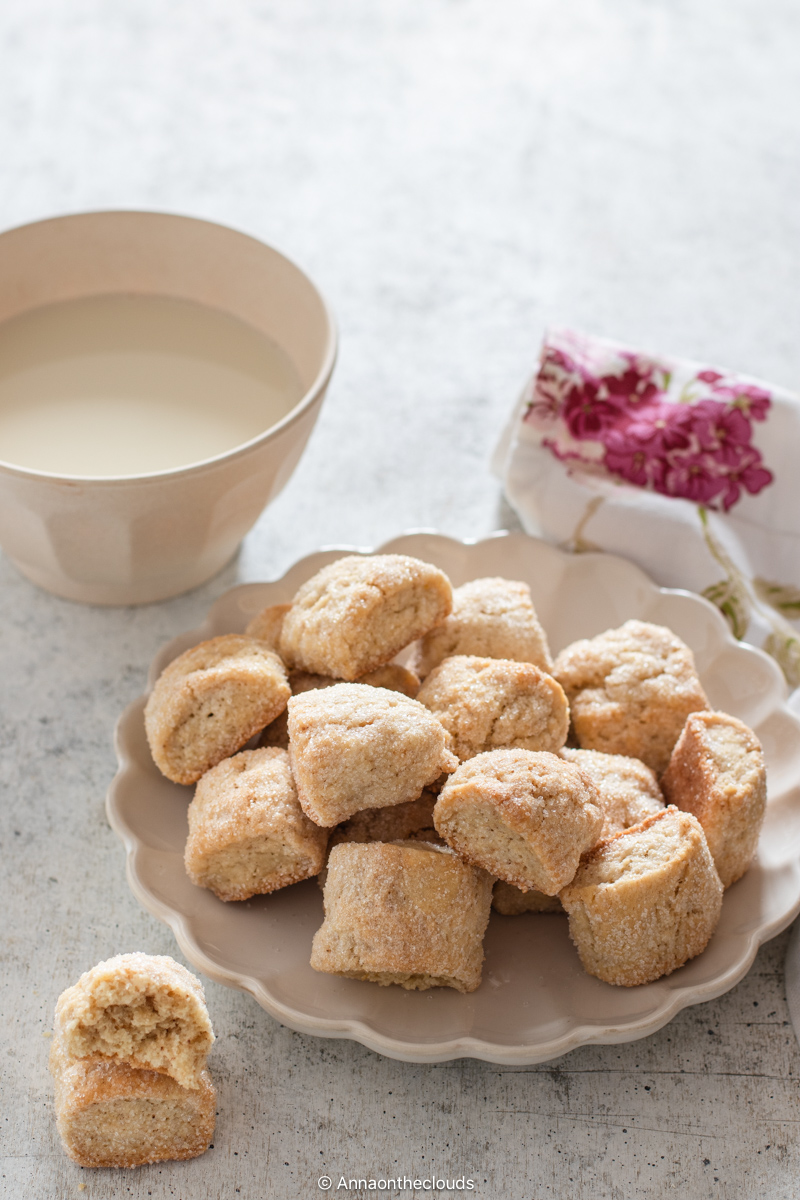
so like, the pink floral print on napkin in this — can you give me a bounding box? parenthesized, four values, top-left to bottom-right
(523, 329, 774, 512)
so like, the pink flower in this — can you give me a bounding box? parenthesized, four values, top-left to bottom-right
(529, 330, 775, 512)
(690, 400, 752, 458)
(563, 381, 627, 440)
(717, 445, 774, 510)
(658, 452, 727, 506)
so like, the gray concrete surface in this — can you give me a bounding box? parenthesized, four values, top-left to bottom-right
(2, 2, 800, 1197)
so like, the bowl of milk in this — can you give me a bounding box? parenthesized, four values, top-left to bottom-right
(0, 211, 336, 604)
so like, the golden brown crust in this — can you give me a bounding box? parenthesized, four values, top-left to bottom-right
(50, 1037, 215, 1169)
(329, 791, 441, 849)
(244, 602, 292, 649)
(144, 635, 291, 784)
(287, 683, 458, 826)
(185, 747, 328, 901)
(416, 655, 569, 763)
(54, 954, 214, 1089)
(260, 664, 419, 748)
(559, 747, 664, 840)
(560, 806, 723, 986)
(434, 749, 603, 895)
(279, 554, 452, 680)
(553, 620, 709, 775)
(412, 577, 553, 678)
(661, 710, 766, 888)
(311, 842, 493, 992)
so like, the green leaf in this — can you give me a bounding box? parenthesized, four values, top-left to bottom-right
(702, 578, 750, 640)
(765, 632, 800, 688)
(753, 577, 800, 616)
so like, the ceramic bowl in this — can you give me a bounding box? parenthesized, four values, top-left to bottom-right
(0, 211, 336, 604)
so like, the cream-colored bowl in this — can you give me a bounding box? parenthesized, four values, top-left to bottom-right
(0, 211, 336, 604)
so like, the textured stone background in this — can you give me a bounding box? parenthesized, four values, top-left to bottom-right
(1, 2, 800, 1197)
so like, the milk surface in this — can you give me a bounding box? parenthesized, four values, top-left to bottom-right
(0, 294, 305, 476)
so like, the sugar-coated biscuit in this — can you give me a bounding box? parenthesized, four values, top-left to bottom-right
(50, 1036, 215, 1169)
(434, 749, 603, 895)
(185, 747, 328, 901)
(54, 954, 214, 1090)
(245, 602, 292, 649)
(287, 683, 458, 826)
(329, 790, 441, 849)
(553, 620, 709, 775)
(560, 807, 723, 986)
(261, 663, 419, 749)
(317, 792, 442, 888)
(145, 635, 290, 785)
(279, 554, 452, 680)
(560, 748, 664, 839)
(413, 577, 553, 678)
(311, 841, 493, 992)
(416, 656, 569, 763)
(661, 711, 767, 888)
(492, 880, 564, 915)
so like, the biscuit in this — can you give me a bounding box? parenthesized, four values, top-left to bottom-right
(413, 577, 553, 678)
(245, 602, 291, 649)
(287, 683, 458, 826)
(553, 620, 709, 775)
(54, 954, 214, 1090)
(560, 807, 723, 986)
(434, 749, 603, 894)
(329, 790, 441, 849)
(317, 792, 442, 888)
(491, 880, 564, 915)
(261, 663, 419, 749)
(185, 747, 328, 901)
(311, 841, 493, 992)
(661, 711, 767, 888)
(416, 655, 569, 763)
(50, 1036, 215, 1169)
(145, 635, 291, 785)
(559, 748, 664, 839)
(279, 554, 452, 680)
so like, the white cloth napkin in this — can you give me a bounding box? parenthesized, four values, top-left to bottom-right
(494, 327, 800, 709)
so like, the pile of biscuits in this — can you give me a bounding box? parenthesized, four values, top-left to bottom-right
(51, 953, 215, 1168)
(144, 553, 768, 992)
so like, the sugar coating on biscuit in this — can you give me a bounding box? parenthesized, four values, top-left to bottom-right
(54, 954, 214, 1090)
(317, 792, 442, 889)
(50, 1036, 215, 1169)
(661, 711, 766, 888)
(553, 620, 709, 776)
(416, 655, 569, 763)
(492, 880, 564, 915)
(311, 841, 493, 992)
(185, 747, 328, 901)
(434, 749, 603, 895)
(330, 790, 441, 849)
(560, 806, 723, 986)
(245, 602, 292, 649)
(279, 554, 452, 681)
(145, 635, 291, 785)
(261, 663, 420, 749)
(560, 748, 664, 839)
(287, 683, 458, 826)
(413, 577, 553, 678)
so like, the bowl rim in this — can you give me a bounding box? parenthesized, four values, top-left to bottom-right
(0, 209, 338, 486)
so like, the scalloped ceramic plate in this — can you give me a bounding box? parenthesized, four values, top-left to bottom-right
(107, 531, 800, 1063)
